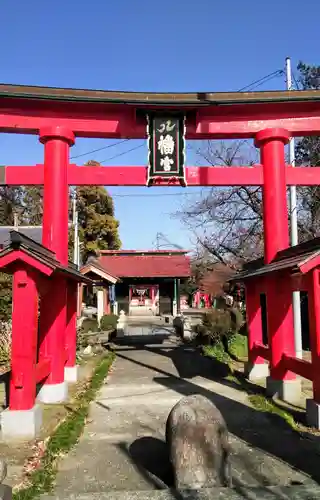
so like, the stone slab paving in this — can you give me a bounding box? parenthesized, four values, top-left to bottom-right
(43, 485, 320, 500)
(52, 341, 320, 497)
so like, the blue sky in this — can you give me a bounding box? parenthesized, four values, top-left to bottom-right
(0, 0, 319, 250)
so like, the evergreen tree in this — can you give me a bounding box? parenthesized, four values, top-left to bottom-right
(22, 186, 43, 225)
(75, 161, 121, 263)
(0, 186, 24, 321)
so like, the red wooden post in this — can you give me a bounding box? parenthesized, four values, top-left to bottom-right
(37, 126, 74, 403)
(38, 276, 68, 402)
(244, 281, 269, 380)
(65, 281, 78, 383)
(255, 128, 289, 264)
(9, 267, 38, 410)
(306, 269, 320, 428)
(40, 125, 74, 265)
(307, 269, 320, 401)
(266, 275, 296, 380)
(255, 129, 298, 401)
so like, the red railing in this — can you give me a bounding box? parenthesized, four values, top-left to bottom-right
(252, 342, 270, 361)
(282, 354, 313, 380)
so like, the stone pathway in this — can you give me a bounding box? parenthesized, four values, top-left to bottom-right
(52, 339, 320, 497)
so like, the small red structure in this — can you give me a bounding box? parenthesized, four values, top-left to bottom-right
(0, 231, 91, 438)
(193, 291, 211, 309)
(232, 237, 320, 428)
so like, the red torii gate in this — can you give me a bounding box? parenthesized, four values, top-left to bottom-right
(2, 84, 320, 437)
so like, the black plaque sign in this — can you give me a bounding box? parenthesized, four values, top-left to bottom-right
(146, 114, 186, 186)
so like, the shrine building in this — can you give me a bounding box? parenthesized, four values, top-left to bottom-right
(80, 249, 191, 319)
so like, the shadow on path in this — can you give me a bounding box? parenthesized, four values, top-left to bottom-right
(111, 345, 320, 486)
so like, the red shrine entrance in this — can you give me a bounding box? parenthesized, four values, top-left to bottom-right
(2, 84, 320, 438)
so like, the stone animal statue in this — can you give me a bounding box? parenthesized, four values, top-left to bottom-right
(166, 394, 232, 490)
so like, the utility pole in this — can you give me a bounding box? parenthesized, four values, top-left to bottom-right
(72, 190, 79, 267)
(286, 57, 303, 359)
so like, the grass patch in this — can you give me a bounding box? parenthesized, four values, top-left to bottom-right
(13, 352, 115, 500)
(202, 333, 248, 367)
(202, 335, 301, 432)
(202, 342, 230, 364)
(228, 334, 248, 360)
(248, 393, 298, 430)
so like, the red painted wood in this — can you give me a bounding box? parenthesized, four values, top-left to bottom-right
(35, 358, 51, 383)
(308, 270, 320, 402)
(5, 164, 320, 187)
(65, 282, 78, 368)
(196, 114, 320, 138)
(299, 255, 320, 275)
(252, 342, 270, 361)
(286, 166, 320, 186)
(40, 126, 74, 266)
(10, 267, 38, 410)
(5, 165, 264, 186)
(266, 275, 296, 381)
(0, 111, 125, 138)
(38, 276, 67, 386)
(282, 354, 312, 381)
(245, 283, 266, 366)
(0, 250, 54, 276)
(256, 128, 289, 263)
(1, 99, 320, 138)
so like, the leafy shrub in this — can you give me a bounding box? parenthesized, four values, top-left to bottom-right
(203, 333, 248, 365)
(99, 314, 118, 331)
(0, 321, 11, 367)
(0, 273, 12, 322)
(228, 333, 248, 359)
(81, 318, 99, 334)
(202, 342, 230, 363)
(194, 308, 244, 346)
(76, 327, 89, 352)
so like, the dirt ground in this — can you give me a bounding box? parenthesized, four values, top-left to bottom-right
(0, 355, 102, 489)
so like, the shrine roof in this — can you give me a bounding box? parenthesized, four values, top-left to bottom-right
(231, 237, 320, 282)
(97, 249, 191, 279)
(0, 224, 73, 249)
(1, 83, 320, 107)
(81, 260, 118, 284)
(0, 231, 92, 284)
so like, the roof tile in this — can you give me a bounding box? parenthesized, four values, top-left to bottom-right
(98, 252, 191, 278)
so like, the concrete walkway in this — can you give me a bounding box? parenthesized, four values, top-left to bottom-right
(53, 339, 320, 496)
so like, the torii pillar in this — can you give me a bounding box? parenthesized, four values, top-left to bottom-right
(37, 126, 76, 403)
(257, 128, 300, 402)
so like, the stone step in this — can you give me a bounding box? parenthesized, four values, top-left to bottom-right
(41, 484, 320, 499)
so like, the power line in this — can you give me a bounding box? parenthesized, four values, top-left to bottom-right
(99, 143, 145, 163)
(110, 190, 206, 198)
(237, 69, 284, 92)
(70, 139, 129, 159)
(292, 72, 301, 90)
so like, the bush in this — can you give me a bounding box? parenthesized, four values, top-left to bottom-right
(0, 321, 11, 367)
(194, 307, 244, 346)
(0, 273, 12, 322)
(81, 318, 99, 334)
(99, 314, 118, 331)
(228, 333, 248, 359)
(76, 328, 89, 352)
